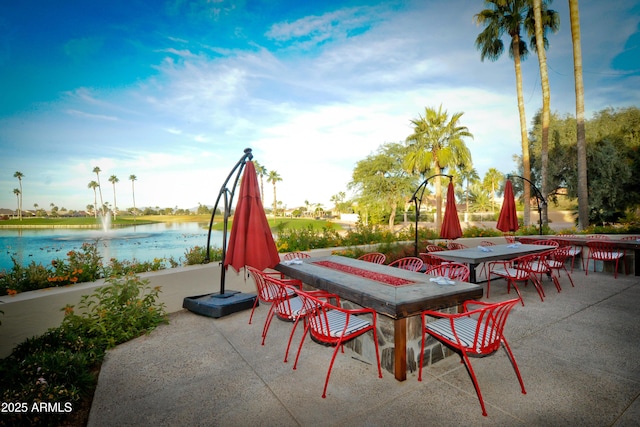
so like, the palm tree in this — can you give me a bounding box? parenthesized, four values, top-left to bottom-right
(93, 166, 105, 217)
(404, 105, 473, 230)
(483, 168, 504, 213)
(13, 171, 23, 220)
(108, 175, 119, 220)
(13, 189, 20, 218)
(457, 165, 480, 220)
(569, 0, 589, 229)
(88, 181, 99, 218)
(267, 170, 282, 216)
(253, 161, 268, 203)
(129, 174, 137, 221)
(475, 0, 532, 226)
(529, 0, 560, 226)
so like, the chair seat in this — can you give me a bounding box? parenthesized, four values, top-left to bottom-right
(311, 310, 371, 337)
(592, 251, 624, 260)
(491, 266, 530, 280)
(426, 316, 493, 352)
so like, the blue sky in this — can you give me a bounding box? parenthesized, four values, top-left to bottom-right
(1, 0, 639, 212)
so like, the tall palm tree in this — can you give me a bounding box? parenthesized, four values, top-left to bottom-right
(529, 0, 560, 226)
(13, 171, 23, 220)
(569, 0, 589, 229)
(108, 175, 119, 220)
(457, 165, 480, 220)
(475, 0, 532, 225)
(93, 166, 105, 217)
(13, 189, 20, 218)
(483, 167, 504, 213)
(129, 175, 137, 221)
(404, 105, 473, 230)
(88, 181, 99, 218)
(253, 161, 268, 203)
(267, 170, 282, 216)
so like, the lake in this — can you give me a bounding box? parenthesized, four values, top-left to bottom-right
(0, 223, 225, 271)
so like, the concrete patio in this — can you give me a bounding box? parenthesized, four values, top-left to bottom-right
(87, 266, 640, 426)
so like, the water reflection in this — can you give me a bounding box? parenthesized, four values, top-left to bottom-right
(0, 223, 224, 271)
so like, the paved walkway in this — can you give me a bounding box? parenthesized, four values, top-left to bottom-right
(88, 270, 640, 426)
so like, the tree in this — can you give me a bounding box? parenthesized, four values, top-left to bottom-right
(475, 0, 533, 225)
(349, 142, 416, 230)
(457, 165, 480, 219)
(129, 175, 137, 221)
(404, 105, 472, 230)
(13, 188, 20, 218)
(108, 175, 119, 219)
(267, 170, 282, 216)
(529, 0, 560, 226)
(93, 166, 105, 217)
(483, 168, 504, 213)
(569, 0, 589, 229)
(88, 181, 99, 218)
(253, 161, 268, 203)
(330, 192, 346, 215)
(13, 171, 23, 220)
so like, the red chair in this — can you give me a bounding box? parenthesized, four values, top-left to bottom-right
(283, 251, 311, 260)
(292, 289, 383, 398)
(246, 266, 302, 325)
(523, 249, 562, 295)
(546, 245, 576, 288)
(426, 244, 445, 252)
(388, 256, 424, 272)
(555, 237, 584, 273)
(447, 242, 468, 250)
(585, 240, 626, 278)
(518, 237, 538, 244)
(487, 253, 544, 305)
(586, 235, 610, 239)
(357, 252, 386, 264)
(419, 252, 447, 268)
(424, 262, 470, 282)
(478, 241, 497, 280)
(418, 298, 526, 416)
(503, 234, 516, 243)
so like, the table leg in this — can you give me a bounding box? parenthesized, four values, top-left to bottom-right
(469, 263, 479, 283)
(394, 317, 407, 381)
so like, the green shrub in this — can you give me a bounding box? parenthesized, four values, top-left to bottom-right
(0, 274, 167, 426)
(183, 246, 223, 265)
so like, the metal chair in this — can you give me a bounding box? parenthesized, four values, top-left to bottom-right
(424, 262, 470, 282)
(555, 237, 584, 273)
(357, 252, 386, 264)
(503, 234, 516, 243)
(546, 245, 576, 288)
(283, 251, 311, 260)
(585, 240, 626, 279)
(487, 253, 544, 305)
(292, 288, 383, 398)
(447, 242, 468, 250)
(426, 244, 446, 252)
(246, 266, 302, 325)
(419, 252, 447, 268)
(478, 241, 497, 280)
(388, 256, 424, 272)
(418, 298, 526, 416)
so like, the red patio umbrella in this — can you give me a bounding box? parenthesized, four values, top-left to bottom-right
(440, 181, 463, 240)
(224, 161, 280, 272)
(497, 180, 519, 233)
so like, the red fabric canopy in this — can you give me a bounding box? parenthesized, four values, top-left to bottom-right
(497, 180, 520, 232)
(440, 181, 463, 240)
(224, 161, 280, 272)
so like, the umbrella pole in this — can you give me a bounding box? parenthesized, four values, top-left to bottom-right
(410, 174, 452, 256)
(507, 175, 547, 235)
(205, 148, 253, 294)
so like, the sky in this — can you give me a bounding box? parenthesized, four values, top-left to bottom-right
(1, 0, 639, 213)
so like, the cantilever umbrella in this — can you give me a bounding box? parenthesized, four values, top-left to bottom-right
(224, 161, 280, 272)
(440, 181, 463, 240)
(497, 180, 519, 233)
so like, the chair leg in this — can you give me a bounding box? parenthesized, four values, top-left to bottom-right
(509, 280, 525, 306)
(501, 339, 526, 396)
(418, 316, 427, 381)
(322, 338, 345, 398)
(292, 324, 310, 370)
(284, 316, 304, 363)
(248, 298, 260, 324)
(459, 351, 488, 416)
(261, 304, 278, 345)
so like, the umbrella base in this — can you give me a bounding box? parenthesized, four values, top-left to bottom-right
(183, 291, 257, 318)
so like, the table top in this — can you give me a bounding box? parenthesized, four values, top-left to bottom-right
(433, 243, 551, 264)
(517, 235, 640, 249)
(274, 255, 482, 319)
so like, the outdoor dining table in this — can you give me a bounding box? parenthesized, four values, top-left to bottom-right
(432, 243, 551, 283)
(275, 255, 483, 381)
(517, 235, 640, 276)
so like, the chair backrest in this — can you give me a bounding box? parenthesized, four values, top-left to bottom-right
(587, 235, 610, 239)
(517, 237, 538, 244)
(425, 262, 470, 282)
(461, 298, 520, 354)
(247, 266, 283, 304)
(503, 235, 516, 243)
(388, 257, 424, 272)
(621, 236, 640, 241)
(550, 244, 573, 263)
(357, 252, 386, 264)
(419, 252, 446, 267)
(480, 241, 496, 246)
(532, 239, 559, 248)
(426, 244, 445, 252)
(587, 240, 618, 256)
(283, 251, 311, 260)
(447, 242, 468, 250)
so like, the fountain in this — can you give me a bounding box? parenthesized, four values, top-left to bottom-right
(99, 211, 112, 233)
